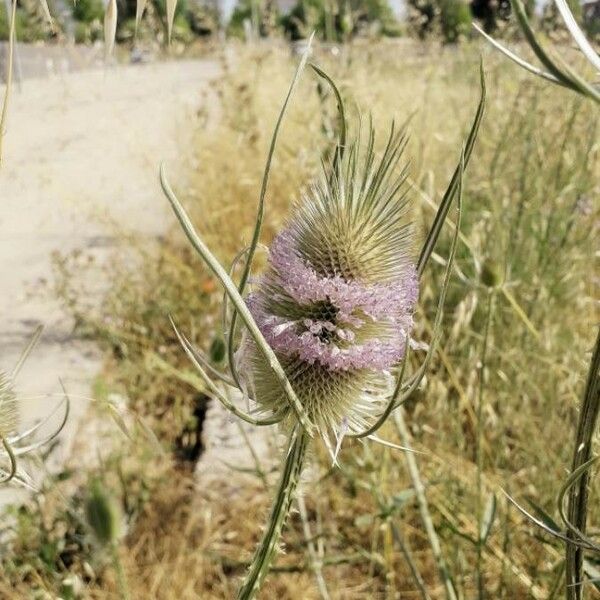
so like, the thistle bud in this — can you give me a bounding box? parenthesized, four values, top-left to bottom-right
(209, 336, 226, 363)
(242, 126, 419, 450)
(480, 259, 501, 288)
(85, 480, 121, 547)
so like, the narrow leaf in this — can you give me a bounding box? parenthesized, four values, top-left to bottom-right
(473, 23, 561, 86)
(11, 325, 43, 379)
(310, 63, 347, 175)
(227, 33, 314, 386)
(159, 167, 313, 431)
(510, 0, 600, 102)
(417, 63, 486, 276)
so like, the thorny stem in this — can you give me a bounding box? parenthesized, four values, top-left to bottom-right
(237, 427, 309, 599)
(476, 290, 494, 600)
(390, 522, 432, 600)
(394, 410, 457, 600)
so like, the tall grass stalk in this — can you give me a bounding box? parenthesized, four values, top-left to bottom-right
(390, 521, 433, 600)
(389, 157, 464, 600)
(394, 409, 458, 600)
(110, 543, 131, 600)
(476, 288, 495, 599)
(297, 495, 330, 600)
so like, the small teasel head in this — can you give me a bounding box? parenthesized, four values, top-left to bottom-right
(480, 258, 502, 289)
(242, 122, 419, 451)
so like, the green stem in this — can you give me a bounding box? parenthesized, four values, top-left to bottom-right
(565, 326, 600, 600)
(237, 427, 309, 599)
(476, 290, 494, 600)
(110, 542, 131, 600)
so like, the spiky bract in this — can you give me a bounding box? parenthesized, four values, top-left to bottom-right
(0, 371, 17, 439)
(243, 124, 419, 446)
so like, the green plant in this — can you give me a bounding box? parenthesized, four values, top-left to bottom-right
(228, 0, 279, 38)
(280, 0, 400, 41)
(440, 0, 472, 42)
(72, 0, 104, 23)
(0, 0, 56, 41)
(85, 480, 130, 600)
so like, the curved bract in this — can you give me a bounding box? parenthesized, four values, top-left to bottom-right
(0, 327, 70, 487)
(474, 0, 600, 104)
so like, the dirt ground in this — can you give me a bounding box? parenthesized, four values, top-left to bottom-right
(0, 57, 219, 504)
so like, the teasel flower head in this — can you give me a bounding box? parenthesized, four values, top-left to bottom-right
(241, 125, 419, 451)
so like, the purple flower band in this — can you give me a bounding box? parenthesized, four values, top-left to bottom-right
(268, 230, 418, 318)
(247, 228, 419, 372)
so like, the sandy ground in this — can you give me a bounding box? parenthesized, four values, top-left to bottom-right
(0, 58, 219, 504)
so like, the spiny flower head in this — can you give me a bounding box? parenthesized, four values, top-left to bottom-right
(242, 124, 419, 448)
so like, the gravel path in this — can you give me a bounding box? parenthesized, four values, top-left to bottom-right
(0, 58, 219, 503)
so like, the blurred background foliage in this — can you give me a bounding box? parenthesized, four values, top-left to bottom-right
(1, 0, 599, 45)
